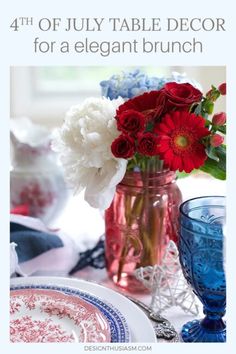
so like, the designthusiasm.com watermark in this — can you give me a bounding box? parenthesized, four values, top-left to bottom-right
(84, 345, 153, 352)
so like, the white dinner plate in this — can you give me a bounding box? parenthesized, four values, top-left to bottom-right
(10, 288, 110, 343)
(11, 276, 157, 343)
(11, 285, 130, 342)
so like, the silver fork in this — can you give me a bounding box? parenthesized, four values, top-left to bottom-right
(124, 295, 179, 341)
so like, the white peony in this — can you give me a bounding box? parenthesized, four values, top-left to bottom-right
(53, 97, 127, 210)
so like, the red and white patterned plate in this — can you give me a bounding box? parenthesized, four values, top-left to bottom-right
(10, 289, 111, 343)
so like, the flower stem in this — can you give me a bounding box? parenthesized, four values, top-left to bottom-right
(116, 157, 165, 282)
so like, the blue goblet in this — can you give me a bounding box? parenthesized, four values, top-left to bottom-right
(179, 196, 226, 342)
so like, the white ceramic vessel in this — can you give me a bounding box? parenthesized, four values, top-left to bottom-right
(10, 118, 68, 225)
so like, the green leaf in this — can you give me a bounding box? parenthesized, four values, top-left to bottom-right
(200, 145, 226, 180)
(207, 86, 221, 101)
(200, 160, 226, 180)
(146, 122, 154, 132)
(206, 146, 220, 162)
(194, 102, 209, 119)
(217, 125, 226, 135)
(215, 144, 226, 171)
(204, 119, 211, 127)
(204, 101, 214, 114)
(194, 103, 202, 115)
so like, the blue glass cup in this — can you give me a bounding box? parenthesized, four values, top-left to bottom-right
(179, 196, 226, 342)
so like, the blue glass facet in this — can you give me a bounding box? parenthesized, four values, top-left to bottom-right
(179, 196, 226, 342)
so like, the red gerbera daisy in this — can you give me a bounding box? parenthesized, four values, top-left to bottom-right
(154, 111, 210, 173)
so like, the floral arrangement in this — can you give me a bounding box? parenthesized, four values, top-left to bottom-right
(53, 79, 226, 210)
(100, 69, 201, 99)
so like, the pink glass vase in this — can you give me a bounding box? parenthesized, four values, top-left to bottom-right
(105, 169, 182, 292)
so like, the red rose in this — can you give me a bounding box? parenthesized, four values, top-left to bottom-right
(162, 82, 203, 111)
(116, 91, 165, 123)
(210, 134, 224, 147)
(137, 132, 158, 156)
(116, 109, 145, 135)
(212, 112, 226, 126)
(218, 83, 226, 95)
(111, 135, 135, 159)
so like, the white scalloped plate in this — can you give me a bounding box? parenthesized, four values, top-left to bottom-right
(11, 277, 156, 342)
(10, 288, 110, 343)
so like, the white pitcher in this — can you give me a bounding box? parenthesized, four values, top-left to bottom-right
(10, 118, 68, 225)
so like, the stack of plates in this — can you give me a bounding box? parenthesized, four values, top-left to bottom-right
(10, 276, 156, 343)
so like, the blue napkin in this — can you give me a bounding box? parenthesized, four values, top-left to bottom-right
(10, 221, 105, 275)
(10, 222, 63, 262)
(69, 235, 105, 274)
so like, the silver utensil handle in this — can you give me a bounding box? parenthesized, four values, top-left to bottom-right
(125, 295, 166, 322)
(124, 294, 179, 341)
